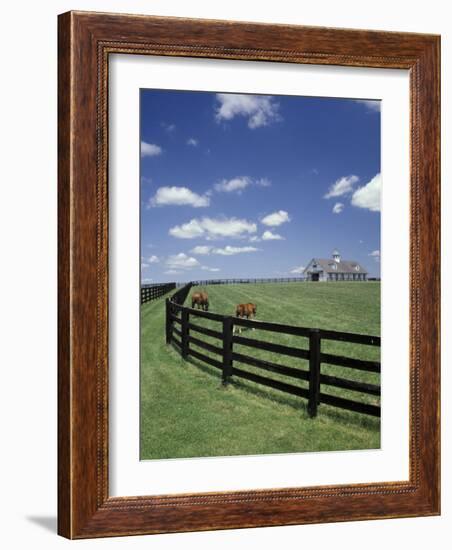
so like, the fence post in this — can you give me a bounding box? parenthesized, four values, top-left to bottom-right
(308, 329, 321, 417)
(181, 308, 189, 359)
(222, 317, 233, 385)
(165, 299, 172, 344)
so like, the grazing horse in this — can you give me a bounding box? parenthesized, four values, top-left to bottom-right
(191, 291, 209, 311)
(235, 303, 257, 319)
(234, 303, 257, 333)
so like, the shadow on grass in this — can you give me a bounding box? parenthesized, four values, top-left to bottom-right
(186, 353, 377, 430)
(185, 353, 306, 412)
(168, 342, 380, 434)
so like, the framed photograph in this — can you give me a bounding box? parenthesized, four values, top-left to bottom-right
(58, 11, 440, 538)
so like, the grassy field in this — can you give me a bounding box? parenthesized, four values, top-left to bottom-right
(140, 282, 380, 460)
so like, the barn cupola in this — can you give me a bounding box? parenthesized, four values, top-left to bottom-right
(332, 249, 341, 263)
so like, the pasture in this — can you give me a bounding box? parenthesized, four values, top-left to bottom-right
(140, 282, 380, 460)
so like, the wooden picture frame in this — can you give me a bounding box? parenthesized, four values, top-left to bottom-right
(58, 11, 440, 539)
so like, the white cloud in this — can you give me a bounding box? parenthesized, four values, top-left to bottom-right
(214, 176, 251, 193)
(187, 138, 198, 146)
(165, 253, 200, 270)
(215, 93, 280, 129)
(211, 245, 259, 256)
(260, 210, 291, 227)
(369, 250, 381, 262)
(174, 244, 259, 256)
(255, 177, 271, 187)
(351, 173, 381, 212)
(324, 175, 359, 199)
(150, 186, 210, 208)
(168, 219, 205, 239)
(141, 262, 149, 269)
(249, 236, 261, 242)
(214, 176, 271, 194)
(290, 266, 305, 274)
(141, 141, 162, 157)
(169, 217, 257, 240)
(164, 269, 181, 275)
(262, 230, 284, 241)
(201, 266, 220, 272)
(148, 255, 159, 263)
(142, 278, 153, 283)
(355, 100, 381, 112)
(161, 122, 176, 132)
(332, 202, 344, 214)
(190, 245, 212, 255)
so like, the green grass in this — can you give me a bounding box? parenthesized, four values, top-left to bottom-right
(140, 282, 380, 460)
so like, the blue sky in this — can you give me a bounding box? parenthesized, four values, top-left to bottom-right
(140, 89, 381, 283)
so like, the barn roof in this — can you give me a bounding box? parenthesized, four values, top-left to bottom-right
(305, 258, 368, 274)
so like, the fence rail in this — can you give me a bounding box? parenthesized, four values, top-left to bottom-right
(141, 282, 176, 304)
(190, 277, 379, 286)
(191, 277, 306, 286)
(165, 283, 380, 418)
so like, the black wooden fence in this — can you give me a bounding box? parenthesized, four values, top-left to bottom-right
(165, 284, 380, 418)
(141, 282, 176, 304)
(191, 277, 305, 286)
(169, 282, 193, 305)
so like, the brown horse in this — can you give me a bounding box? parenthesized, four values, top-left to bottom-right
(234, 303, 257, 333)
(191, 291, 209, 311)
(235, 303, 257, 319)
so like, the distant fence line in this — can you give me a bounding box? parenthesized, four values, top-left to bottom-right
(191, 277, 380, 286)
(142, 277, 380, 298)
(165, 283, 381, 418)
(191, 277, 305, 286)
(142, 282, 186, 289)
(141, 282, 176, 304)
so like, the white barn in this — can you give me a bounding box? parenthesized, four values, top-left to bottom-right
(303, 250, 368, 282)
